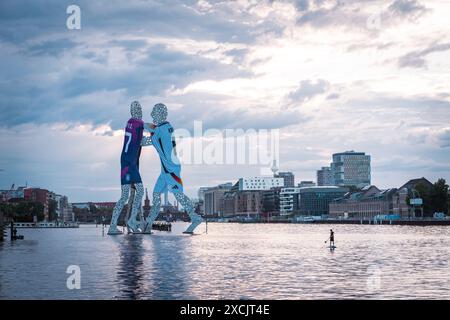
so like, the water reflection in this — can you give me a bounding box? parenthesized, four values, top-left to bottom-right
(115, 235, 146, 299)
(112, 228, 192, 299)
(149, 235, 190, 299)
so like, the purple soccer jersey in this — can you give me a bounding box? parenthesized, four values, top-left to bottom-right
(121, 118, 144, 164)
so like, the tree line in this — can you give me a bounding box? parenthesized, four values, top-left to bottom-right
(411, 178, 449, 216)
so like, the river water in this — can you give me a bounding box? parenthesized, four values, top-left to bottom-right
(1, 223, 449, 299)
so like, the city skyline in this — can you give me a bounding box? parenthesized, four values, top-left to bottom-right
(1, 148, 449, 203)
(1, 0, 450, 202)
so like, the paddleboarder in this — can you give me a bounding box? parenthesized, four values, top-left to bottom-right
(329, 229, 335, 248)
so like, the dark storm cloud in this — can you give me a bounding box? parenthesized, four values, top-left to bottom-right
(60, 43, 252, 97)
(295, 0, 370, 29)
(224, 48, 250, 64)
(0, 0, 285, 45)
(295, 0, 429, 30)
(0, 0, 66, 43)
(0, 43, 253, 129)
(26, 38, 78, 57)
(181, 103, 304, 131)
(163, 91, 304, 132)
(326, 93, 340, 100)
(293, 0, 310, 11)
(0, 0, 284, 130)
(287, 79, 330, 105)
(398, 42, 450, 69)
(388, 0, 427, 17)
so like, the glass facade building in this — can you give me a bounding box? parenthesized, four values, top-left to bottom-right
(261, 187, 282, 214)
(275, 172, 295, 188)
(298, 186, 349, 216)
(331, 151, 371, 188)
(317, 167, 333, 186)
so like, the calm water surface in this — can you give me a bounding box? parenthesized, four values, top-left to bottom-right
(1, 223, 449, 299)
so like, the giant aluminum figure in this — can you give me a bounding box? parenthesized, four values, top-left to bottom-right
(143, 103, 203, 234)
(108, 101, 147, 235)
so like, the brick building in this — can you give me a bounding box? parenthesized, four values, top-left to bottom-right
(24, 188, 50, 220)
(329, 186, 397, 219)
(329, 178, 434, 219)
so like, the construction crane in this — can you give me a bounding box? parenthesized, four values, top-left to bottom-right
(5, 183, 15, 201)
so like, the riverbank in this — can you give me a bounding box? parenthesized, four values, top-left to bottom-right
(309, 219, 450, 226)
(222, 218, 450, 226)
(13, 221, 79, 228)
(0, 211, 4, 241)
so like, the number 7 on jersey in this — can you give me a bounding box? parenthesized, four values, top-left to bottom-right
(124, 132, 132, 153)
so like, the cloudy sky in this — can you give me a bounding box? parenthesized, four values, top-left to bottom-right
(1, 0, 449, 202)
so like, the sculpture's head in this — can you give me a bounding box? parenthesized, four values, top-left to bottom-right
(151, 103, 168, 124)
(130, 101, 142, 120)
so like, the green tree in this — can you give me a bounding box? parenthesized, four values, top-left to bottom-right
(32, 202, 45, 221)
(48, 199, 58, 221)
(0, 202, 14, 219)
(405, 182, 434, 217)
(0, 201, 44, 222)
(447, 192, 450, 216)
(15, 202, 33, 222)
(430, 178, 449, 214)
(14, 201, 42, 222)
(89, 203, 98, 214)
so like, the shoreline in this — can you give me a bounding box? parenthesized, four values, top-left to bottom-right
(219, 219, 450, 226)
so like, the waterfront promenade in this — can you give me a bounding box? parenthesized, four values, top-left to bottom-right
(224, 217, 450, 226)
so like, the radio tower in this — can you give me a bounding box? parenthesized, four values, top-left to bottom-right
(271, 159, 279, 177)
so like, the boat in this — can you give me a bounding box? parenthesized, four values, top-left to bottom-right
(294, 216, 318, 223)
(13, 222, 80, 228)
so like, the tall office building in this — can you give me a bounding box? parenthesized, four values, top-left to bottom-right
(330, 151, 371, 188)
(317, 167, 333, 186)
(275, 172, 295, 188)
(204, 183, 233, 216)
